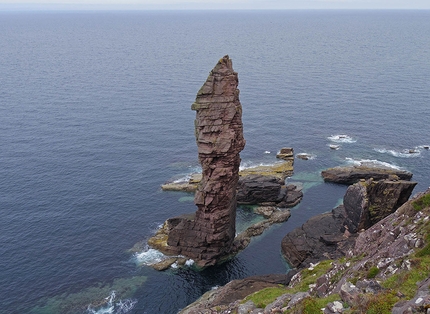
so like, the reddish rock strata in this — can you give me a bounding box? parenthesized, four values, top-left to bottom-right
(150, 56, 245, 267)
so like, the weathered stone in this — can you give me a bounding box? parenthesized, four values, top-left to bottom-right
(343, 178, 417, 233)
(392, 276, 430, 314)
(296, 153, 310, 160)
(178, 273, 297, 314)
(324, 301, 344, 313)
(276, 147, 294, 161)
(236, 175, 303, 208)
(281, 178, 416, 269)
(148, 56, 245, 267)
(321, 165, 413, 185)
(281, 206, 355, 269)
(232, 209, 291, 253)
(340, 281, 360, 306)
(239, 160, 294, 179)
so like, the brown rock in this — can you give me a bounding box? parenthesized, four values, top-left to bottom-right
(178, 273, 297, 314)
(276, 147, 294, 161)
(321, 165, 413, 185)
(343, 178, 417, 233)
(148, 56, 245, 267)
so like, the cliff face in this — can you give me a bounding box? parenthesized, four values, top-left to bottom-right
(281, 178, 417, 269)
(150, 56, 245, 267)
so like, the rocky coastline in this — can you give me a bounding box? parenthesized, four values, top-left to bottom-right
(147, 56, 302, 269)
(180, 181, 430, 314)
(143, 56, 430, 313)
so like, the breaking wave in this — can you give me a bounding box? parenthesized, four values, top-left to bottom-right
(327, 134, 357, 143)
(134, 247, 168, 266)
(296, 153, 317, 160)
(133, 246, 195, 269)
(374, 147, 422, 158)
(239, 161, 278, 171)
(345, 157, 401, 170)
(86, 291, 137, 314)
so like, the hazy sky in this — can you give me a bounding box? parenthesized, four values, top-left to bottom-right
(1, 0, 430, 10)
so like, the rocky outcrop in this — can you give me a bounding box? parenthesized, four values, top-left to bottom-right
(281, 178, 417, 269)
(148, 56, 245, 267)
(281, 205, 355, 269)
(236, 175, 302, 208)
(161, 169, 302, 208)
(276, 147, 294, 161)
(179, 273, 297, 314)
(343, 178, 417, 233)
(185, 189, 430, 314)
(321, 165, 413, 185)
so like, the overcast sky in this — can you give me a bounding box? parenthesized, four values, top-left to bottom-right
(1, 0, 430, 10)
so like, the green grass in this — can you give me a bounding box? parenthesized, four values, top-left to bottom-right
(366, 291, 399, 314)
(366, 266, 379, 279)
(244, 286, 287, 308)
(290, 260, 334, 293)
(412, 193, 430, 211)
(383, 256, 430, 298)
(289, 294, 340, 314)
(243, 260, 334, 309)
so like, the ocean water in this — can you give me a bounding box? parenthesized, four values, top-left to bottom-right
(0, 10, 429, 314)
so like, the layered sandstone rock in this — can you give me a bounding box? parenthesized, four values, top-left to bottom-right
(343, 178, 417, 233)
(321, 165, 413, 185)
(236, 175, 302, 208)
(148, 56, 245, 267)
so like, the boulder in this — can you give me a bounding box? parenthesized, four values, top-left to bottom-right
(276, 147, 294, 161)
(281, 205, 355, 269)
(236, 175, 303, 208)
(321, 165, 413, 185)
(343, 178, 417, 233)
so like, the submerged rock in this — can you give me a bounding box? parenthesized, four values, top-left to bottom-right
(148, 56, 245, 267)
(321, 165, 413, 185)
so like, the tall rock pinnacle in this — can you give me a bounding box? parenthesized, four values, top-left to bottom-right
(148, 56, 245, 267)
(189, 55, 246, 263)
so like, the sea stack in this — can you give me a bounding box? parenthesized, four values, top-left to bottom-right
(148, 56, 245, 267)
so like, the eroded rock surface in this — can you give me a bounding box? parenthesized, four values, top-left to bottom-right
(343, 178, 417, 233)
(148, 56, 245, 267)
(321, 165, 413, 185)
(236, 174, 303, 208)
(178, 273, 297, 314)
(281, 178, 416, 268)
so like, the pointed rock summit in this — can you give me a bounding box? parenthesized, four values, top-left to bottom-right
(148, 56, 245, 267)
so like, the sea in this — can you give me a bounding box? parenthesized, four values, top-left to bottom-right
(0, 9, 429, 314)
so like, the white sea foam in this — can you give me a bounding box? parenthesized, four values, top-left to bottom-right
(172, 174, 191, 184)
(239, 161, 277, 171)
(264, 150, 271, 154)
(87, 291, 137, 314)
(327, 134, 357, 143)
(296, 153, 317, 160)
(345, 157, 401, 170)
(134, 248, 168, 266)
(185, 259, 195, 266)
(374, 147, 422, 158)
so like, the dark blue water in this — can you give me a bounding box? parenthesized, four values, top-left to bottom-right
(0, 10, 429, 314)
